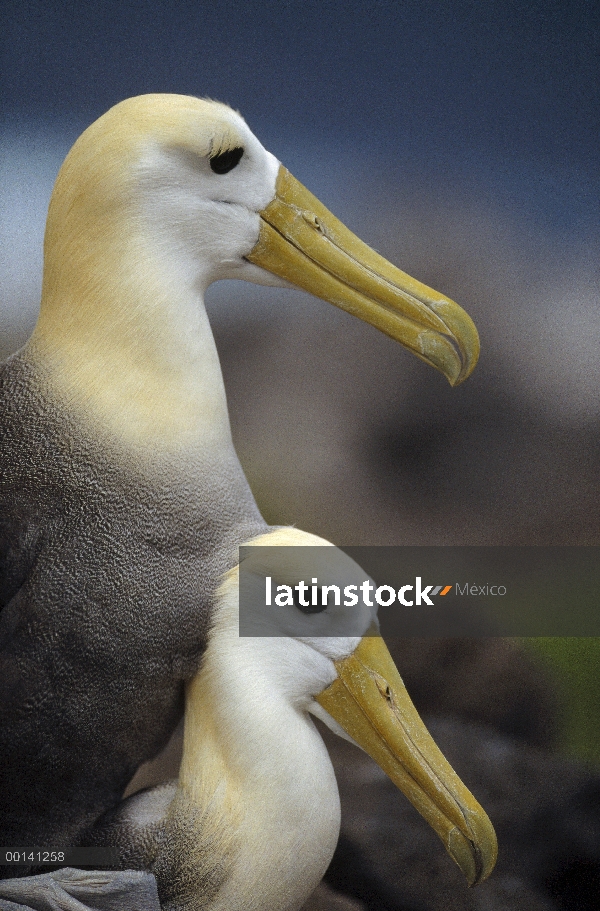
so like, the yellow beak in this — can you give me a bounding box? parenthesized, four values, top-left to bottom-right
(316, 630, 497, 886)
(247, 166, 479, 386)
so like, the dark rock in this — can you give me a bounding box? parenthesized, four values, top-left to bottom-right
(321, 717, 600, 911)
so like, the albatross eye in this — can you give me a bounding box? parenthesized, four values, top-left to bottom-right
(209, 147, 244, 174)
(293, 591, 329, 614)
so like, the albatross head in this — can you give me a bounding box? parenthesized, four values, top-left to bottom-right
(207, 528, 497, 891)
(36, 93, 478, 392)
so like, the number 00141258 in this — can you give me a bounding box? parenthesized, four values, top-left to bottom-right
(2, 851, 66, 863)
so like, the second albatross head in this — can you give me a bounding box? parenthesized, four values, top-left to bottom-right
(38, 93, 478, 388)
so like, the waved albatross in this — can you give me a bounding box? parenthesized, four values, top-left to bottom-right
(0, 95, 484, 904)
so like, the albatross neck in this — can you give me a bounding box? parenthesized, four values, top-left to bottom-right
(175, 637, 341, 911)
(29, 256, 233, 457)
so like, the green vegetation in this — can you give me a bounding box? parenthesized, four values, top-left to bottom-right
(526, 638, 600, 765)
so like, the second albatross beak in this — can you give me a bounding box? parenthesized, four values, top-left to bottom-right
(247, 166, 479, 386)
(316, 628, 498, 886)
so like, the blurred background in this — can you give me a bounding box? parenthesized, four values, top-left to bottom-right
(1, 2, 599, 908)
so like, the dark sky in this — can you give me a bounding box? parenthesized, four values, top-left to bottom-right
(2, 0, 598, 182)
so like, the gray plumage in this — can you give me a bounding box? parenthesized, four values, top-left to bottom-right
(0, 351, 266, 856)
(87, 784, 236, 911)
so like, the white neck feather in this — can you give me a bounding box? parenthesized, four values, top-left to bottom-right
(31, 251, 233, 456)
(177, 633, 341, 911)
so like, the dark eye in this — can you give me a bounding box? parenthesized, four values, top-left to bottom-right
(210, 147, 244, 174)
(293, 590, 328, 615)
